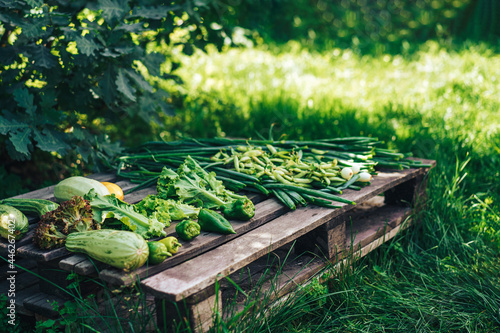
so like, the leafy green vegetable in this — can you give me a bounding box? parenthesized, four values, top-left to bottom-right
(134, 195, 200, 223)
(157, 156, 247, 209)
(33, 195, 98, 250)
(85, 190, 166, 239)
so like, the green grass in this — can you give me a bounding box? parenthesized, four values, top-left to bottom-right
(161, 41, 500, 332)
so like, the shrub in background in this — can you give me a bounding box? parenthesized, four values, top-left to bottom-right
(0, 0, 230, 196)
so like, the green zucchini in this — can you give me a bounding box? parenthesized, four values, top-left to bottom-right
(0, 204, 29, 240)
(65, 230, 149, 271)
(0, 198, 59, 218)
(54, 176, 110, 202)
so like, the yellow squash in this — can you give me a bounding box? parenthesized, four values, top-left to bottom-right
(101, 182, 124, 201)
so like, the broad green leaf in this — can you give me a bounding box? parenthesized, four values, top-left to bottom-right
(113, 46, 135, 55)
(9, 128, 32, 156)
(12, 88, 34, 111)
(75, 35, 101, 57)
(131, 6, 176, 20)
(142, 52, 165, 77)
(30, 44, 58, 69)
(40, 90, 58, 110)
(115, 22, 145, 33)
(19, 19, 46, 39)
(0, 115, 29, 135)
(97, 66, 117, 105)
(116, 68, 136, 102)
(71, 126, 87, 141)
(6, 140, 31, 161)
(25, 0, 43, 7)
(98, 0, 129, 24)
(76, 144, 91, 162)
(0, 46, 19, 64)
(126, 69, 154, 93)
(33, 129, 70, 154)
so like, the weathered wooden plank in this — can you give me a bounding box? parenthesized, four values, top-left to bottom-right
(346, 205, 409, 250)
(23, 292, 66, 319)
(15, 284, 40, 316)
(222, 204, 412, 322)
(58, 254, 89, 272)
(0, 269, 39, 293)
(141, 163, 432, 301)
(99, 198, 289, 285)
(17, 242, 70, 262)
(156, 289, 222, 333)
(0, 258, 37, 280)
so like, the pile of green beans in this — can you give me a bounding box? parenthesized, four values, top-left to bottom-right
(113, 136, 431, 210)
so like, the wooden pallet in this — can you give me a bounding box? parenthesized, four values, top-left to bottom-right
(0, 159, 434, 332)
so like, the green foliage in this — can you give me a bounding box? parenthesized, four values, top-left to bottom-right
(0, 0, 229, 167)
(216, 0, 498, 53)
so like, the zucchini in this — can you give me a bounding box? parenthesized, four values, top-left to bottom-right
(0, 198, 59, 218)
(65, 230, 149, 271)
(0, 204, 29, 240)
(54, 176, 110, 202)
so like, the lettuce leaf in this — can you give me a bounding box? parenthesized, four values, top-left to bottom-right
(135, 194, 200, 221)
(85, 189, 166, 239)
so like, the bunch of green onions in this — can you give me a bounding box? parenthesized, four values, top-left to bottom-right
(113, 137, 431, 210)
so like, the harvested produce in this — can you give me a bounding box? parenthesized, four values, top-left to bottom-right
(159, 236, 182, 254)
(84, 189, 166, 239)
(157, 156, 250, 210)
(134, 195, 200, 226)
(197, 208, 236, 235)
(221, 198, 255, 221)
(147, 241, 172, 264)
(33, 196, 98, 250)
(0, 204, 29, 240)
(54, 176, 110, 202)
(101, 182, 124, 201)
(175, 219, 201, 241)
(0, 198, 59, 218)
(114, 136, 431, 210)
(65, 230, 149, 271)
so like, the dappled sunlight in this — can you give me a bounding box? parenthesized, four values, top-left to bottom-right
(172, 42, 499, 163)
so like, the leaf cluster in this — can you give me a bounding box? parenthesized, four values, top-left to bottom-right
(0, 0, 229, 165)
(33, 195, 98, 249)
(84, 189, 166, 239)
(157, 155, 245, 209)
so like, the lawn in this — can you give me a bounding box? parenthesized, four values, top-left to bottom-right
(161, 41, 500, 332)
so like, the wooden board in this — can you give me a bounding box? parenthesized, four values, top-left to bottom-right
(141, 161, 434, 302)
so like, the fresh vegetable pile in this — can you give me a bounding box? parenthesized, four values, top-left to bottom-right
(1, 157, 256, 271)
(114, 136, 431, 209)
(0, 136, 430, 272)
